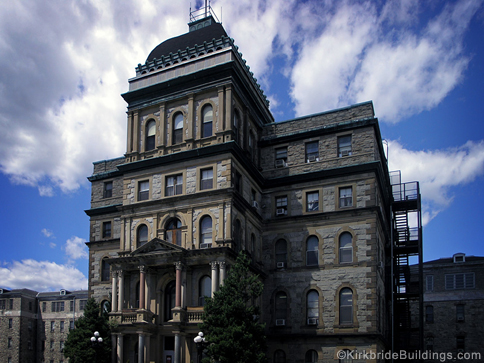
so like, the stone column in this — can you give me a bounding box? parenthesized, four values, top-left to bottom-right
(116, 334, 124, 363)
(187, 94, 194, 140)
(139, 265, 146, 310)
(218, 86, 225, 130)
(210, 262, 219, 297)
(138, 333, 145, 363)
(111, 271, 118, 312)
(219, 261, 226, 286)
(117, 270, 124, 312)
(175, 262, 183, 308)
(159, 103, 165, 149)
(174, 333, 181, 363)
(133, 111, 139, 153)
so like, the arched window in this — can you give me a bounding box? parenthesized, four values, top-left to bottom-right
(164, 281, 176, 321)
(306, 236, 319, 266)
(307, 290, 319, 325)
(275, 239, 287, 268)
(233, 110, 240, 144)
(274, 350, 286, 363)
(101, 258, 110, 282)
(166, 219, 182, 246)
(201, 104, 213, 138)
(173, 112, 183, 144)
(200, 216, 212, 248)
(145, 120, 156, 151)
(275, 291, 287, 325)
(339, 288, 353, 325)
(339, 232, 353, 263)
(199, 276, 212, 306)
(137, 224, 148, 247)
(305, 350, 318, 363)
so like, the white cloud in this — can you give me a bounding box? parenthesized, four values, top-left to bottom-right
(388, 140, 484, 224)
(0, 260, 88, 291)
(41, 228, 54, 238)
(64, 236, 88, 261)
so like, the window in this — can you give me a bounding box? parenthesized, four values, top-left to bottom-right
(275, 147, 288, 167)
(275, 239, 287, 268)
(42, 302, 46, 312)
(166, 174, 183, 196)
(60, 340, 65, 352)
(0, 300, 5, 309)
(50, 340, 54, 350)
(166, 219, 182, 246)
(200, 168, 213, 190)
(233, 170, 241, 193)
(138, 180, 149, 201)
(426, 275, 434, 291)
(274, 350, 286, 363)
(145, 120, 156, 151)
(339, 232, 353, 263)
(70, 300, 74, 312)
(173, 112, 183, 144)
(306, 141, 319, 162)
(200, 216, 212, 248)
(305, 350, 318, 363)
(79, 300, 87, 310)
(9, 299, 13, 309)
(137, 224, 148, 247)
(275, 196, 288, 216)
(103, 181, 113, 198)
(339, 187, 353, 208)
(233, 219, 241, 247)
(52, 302, 65, 312)
(102, 221, 112, 238)
(306, 236, 318, 266)
(70, 320, 75, 330)
(453, 253, 465, 263)
(338, 135, 352, 157)
(51, 321, 55, 332)
(425, 305, 434, 323)
(164, 281, 176, 321)
(306, 191, 319, 212)
(339, 288, 353, 325)
(445, 273, 475, 290)
(8, 318, 12, 329)
(199, 276, 211, 306)
(250, 233, 256, 254)
(456, 336, 465, 352)
(60, 321, 64, 332)
(202, 104, 213, 138)
(426, 336, 434, 351)
(101, 258, 110, 281)
(275, 291, 287, 324)
(306, 290, 319, 325)
(233, 111, 240, 143)
(456, 304, 465, 322)
(8, 337, 12, 348)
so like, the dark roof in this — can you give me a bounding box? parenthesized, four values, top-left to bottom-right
(146, 22, 228, 62)
(423, 256, 484, 265)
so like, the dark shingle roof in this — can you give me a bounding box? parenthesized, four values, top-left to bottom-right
(146, 22, 228, 62)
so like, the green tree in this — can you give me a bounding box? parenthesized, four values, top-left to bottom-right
(64, 297, 111, 363)
(200, 251, 266, 363)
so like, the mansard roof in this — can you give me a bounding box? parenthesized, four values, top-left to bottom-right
(146, 22, 227, 62)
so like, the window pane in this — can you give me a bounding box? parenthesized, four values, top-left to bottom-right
(201, 168, 213, 190)
(174, 113, 183, 129)
(139, 181, 149, 201)
(338, 135, 352, 156)
(138, 225, 148, 246)
(339, 288, 353, 324)
(306, 236, 318, 266)
(275, 239, 287, 263)
(307, 192, 319, 211)
(103, 182, 113, 198)
(275, 292, 287, 319)
(339, 187, 353, 207)
(201, 216, 212, 245)
(199, 276, 211, 306)
(307, 291, 319, 319)
(339, 232, 353, 263)
(306, 142, 319, 161)
(202, 105, 213, 138)
(426, 275, 434, 291)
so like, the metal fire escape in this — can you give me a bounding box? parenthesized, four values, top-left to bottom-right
(390, 170, 423, 357)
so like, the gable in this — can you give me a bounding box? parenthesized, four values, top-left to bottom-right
(131, 238, 186, 256)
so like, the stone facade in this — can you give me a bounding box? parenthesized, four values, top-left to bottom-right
(413, 254, 484, 362)
(0, 288, 87, 363)
(85, 13, 410, 363)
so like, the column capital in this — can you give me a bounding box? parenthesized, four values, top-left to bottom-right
(219, 261, 226, 268)
(210, 261, 219, 269)
(174, 261, 184, 270)
(139, 265, 147, 273)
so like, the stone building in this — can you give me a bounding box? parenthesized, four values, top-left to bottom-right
(85, 7, 422, 363)
(0, 288, 87, 363)
(418, 253, 484, 362)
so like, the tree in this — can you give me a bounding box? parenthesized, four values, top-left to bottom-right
(64, 298, 111, 363)
(200, 251, 266, 363)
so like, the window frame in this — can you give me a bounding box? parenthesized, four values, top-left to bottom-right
(425, 305, 434, 323)
(199, 275, 212, 306)
(103, 181, 113, 198)
(305, 141, 319, 162)
(337, 134, 352, 157)
(275, 239, 287, 268)
(101, 258, 110, 282)
(102, 221, 112, 239)
(145, 119, 156, 151)
(306, 236, 319, 266)
(275, 146, 288, 168)
(166, 174, 183, 196)
(339, 232, 353, 264)
(200, 167, 213, 190)
(339, 288, 353, 325)
(137, 224, 149, 247)
(426, 275, 434, 292)
(138, 180, 150, 201)
(200, 215, 213, 248)
(275, 195, 288, 216)
(306, 290, 319, 325)
(338, 186, 353, 208)
(172, 112, 184, 144)
(456, 304, 465, 322)
(305, 191, 319, 212)
(201, 104, 213, 138)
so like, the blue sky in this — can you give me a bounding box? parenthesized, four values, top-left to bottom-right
(1, 0, 484, 291)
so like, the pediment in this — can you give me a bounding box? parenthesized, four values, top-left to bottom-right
(131, 238, 185, 256)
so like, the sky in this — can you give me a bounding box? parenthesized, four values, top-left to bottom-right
(1, 0, 484, 292)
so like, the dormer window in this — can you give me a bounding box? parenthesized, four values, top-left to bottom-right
(453, 253, 465, 263)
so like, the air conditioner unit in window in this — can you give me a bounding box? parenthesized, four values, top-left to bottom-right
(252, 201, 259, 209)
(200, 243, 212, 249)
(307, 318, 318, 326)
(275, 159, 287, 168)
(276, 208, 287, 216)
(307, 155, 317, 162)
(457, 316, 464, 322)
(276, 262, 285, 269)
(275, 319, 286, 326)
(340, 150, 351, 157)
